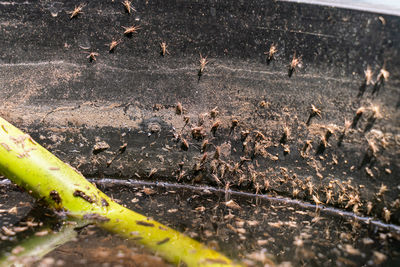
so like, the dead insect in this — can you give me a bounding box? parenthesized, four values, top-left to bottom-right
(259, 100, 268, 108)
(325, 190, 333, 204)
(264, 43, 277, 63)
(176, 102, 183, 115)
(351, 107, 365, 128)
(225, 181, 231, 201)
(107, 39, 121, 52)
(306, 104, 322, 125)
(241, 130, 250, 142)
(383, 207, 391, 222)
(122, 25, 141, 35)
(230, 119, 239, 134)
(177, 170, 185, 181)
(377, 68, 390, 83)
(254, 130, 266, 141)
(231, 119, 238, 128)
(370, 105, 382, 120)
(338, 193, 346, 204)
(307, 181, 314, 196)
(198, 53, 209, 77)
(211, 120, 220, 136)
(191, 126, 206, 140)
(365, 66, 373, 85)
(160, 42, 170, 56)
(214, 146, 220, 160)
(313, 195, 323, 206)
(181, 137, 189, 151)
(183, 116, 190, 125)
(366, 201, 373, 215)
(377, 184, 388, 196)
(122, 0, 135, 14)
(67, 3, 86, 19)
(372, 67, 390, 95)
(148, 168, 157, 178)
(338, 119, 351, 146)
(201, 139, 209, 153)
(288, 52, 301, 77)
(210, 107, 219, 118)
(280, 126, 290, 144)
(200, 152, 208, 164)
(84, 51, 99, 62)
(197, 113, 206, 126)
(293, 188, 299, 197)
(316, 128, 333, 155)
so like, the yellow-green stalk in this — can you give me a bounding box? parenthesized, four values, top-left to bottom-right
(0, 116, 240, 267)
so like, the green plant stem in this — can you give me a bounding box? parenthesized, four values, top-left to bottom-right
(0, 117, 240, 267)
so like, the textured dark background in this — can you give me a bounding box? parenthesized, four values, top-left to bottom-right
(0, 0, 399, 224)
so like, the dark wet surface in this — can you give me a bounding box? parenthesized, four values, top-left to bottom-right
(1, 179, 400, 266)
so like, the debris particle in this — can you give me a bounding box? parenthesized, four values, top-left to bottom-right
(210, 107, 219, 118)
(101, 198, 109, 207)
(11, 246, 25, 255)
(2, 226, 16, 236)
(225, 200, 241, 210)
(49, 190, 62, 204)
(192, 126, 206, 140)
(83, 213, 110, 222)
(0, 143, 11, 152)
(143, 187, 156, 195)
(136, 220, 155, 227)
(176, 102, 183, 115)
(157, 237, 170, 245)
(35, 230, 49, 236)
(93, 141, 110, 154)
(73, 190, 95, 203)
(8, 206, 18, 214)
(373, 251, 387, 264)
(167, 209, 178, 213)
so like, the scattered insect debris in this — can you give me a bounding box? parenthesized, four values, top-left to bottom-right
(1, 0, 399, 265)
(63, 180, 400, 266)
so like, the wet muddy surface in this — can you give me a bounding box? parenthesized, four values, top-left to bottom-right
(1, 179, 400, 266)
